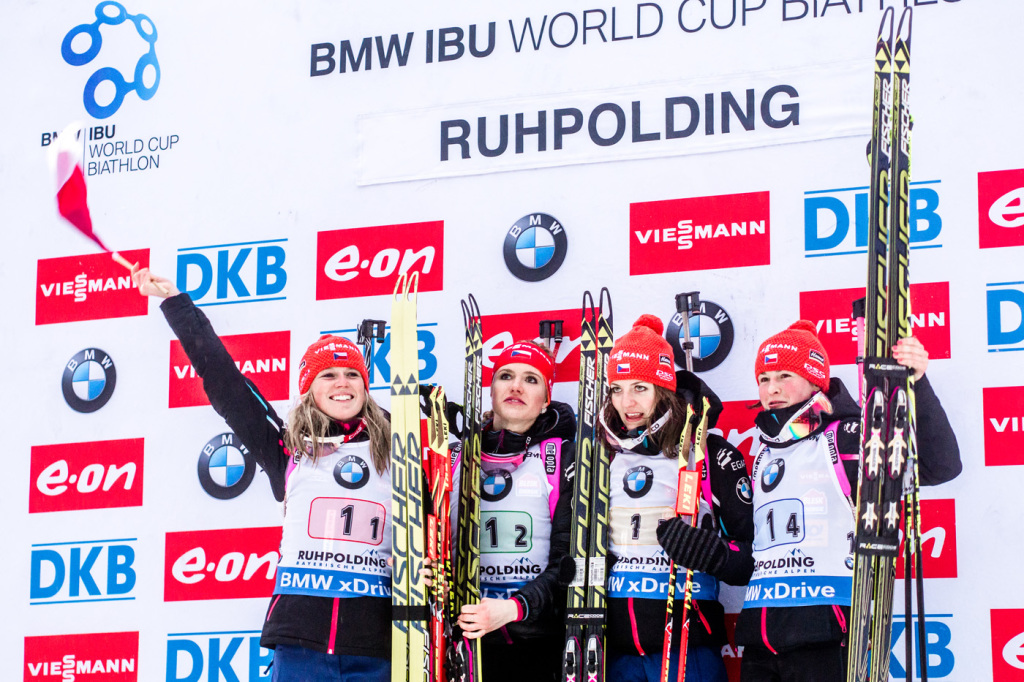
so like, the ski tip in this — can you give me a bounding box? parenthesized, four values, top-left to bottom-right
(393, 271, 408, 299)
(896, 6, 912, 45)
(582, 289, 595, 312)
(405, 270, 420, 301)
(878, 5, 894, 39)
(599, 287, 613, 323)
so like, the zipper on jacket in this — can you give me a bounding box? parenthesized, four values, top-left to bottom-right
(327, 597, 340, 654)
(832, 604, 848, 641)
(628, 597, 646, 656)
(760, 607, 778, 655)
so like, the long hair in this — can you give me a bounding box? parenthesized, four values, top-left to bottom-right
(599, 385, 687, 458)
(284, 390, 391, 474)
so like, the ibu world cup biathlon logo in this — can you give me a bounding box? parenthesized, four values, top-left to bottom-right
(198, 433, 256, 500)
(623, 465, 654, 498)
(61, 1, 160, 119)
(481, 469, 513, 502)
(503, 213, 568, 282)
(665, 299, 735, 372)
(62, 348, 116, 413)
(334, 455, 370, 490)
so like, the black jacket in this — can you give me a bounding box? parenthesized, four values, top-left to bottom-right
(735, 376, 961, 653)
(162, 293, 390, 658)
(606, 372, 755, 656)
(477, 400, 576, 643)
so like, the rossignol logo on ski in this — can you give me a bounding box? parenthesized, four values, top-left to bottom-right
(629, 191, 770, 275)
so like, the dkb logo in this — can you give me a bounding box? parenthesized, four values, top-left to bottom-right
(987, 281, 1024, 353)
(30, 538, 137, 605)
(61, 2, 160, 119)
(176, 239, 287, 307)
(166, 630, 272, 682)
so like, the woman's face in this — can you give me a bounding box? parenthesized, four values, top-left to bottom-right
(311, 367, 367, 421)
(609, 379, 657, 430)
(757, 370, 817, 410)
(490, 362, 548, 433)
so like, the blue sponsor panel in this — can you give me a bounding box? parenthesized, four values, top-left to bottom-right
(30, 538, 137, 605)
(167, 630, 272, 682)
(608, 569, 718, 600)
(177, 239, 288, 307)
(274, 567, 392, 598)
(888, 614, 956, 679)
(322, 324, 438, 390)
(742, 575, 850, 608)
(482, 581, 529, 600)
(803, 180, 943, 257)
(987, 281, 1024, 353)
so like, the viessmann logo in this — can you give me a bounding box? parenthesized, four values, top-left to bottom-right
(164, 526, 281, 601)
(979, 168, 1024, 249)
(169, 331, 290, 408)
(24, 631, 138, 681)
(316, 221, 444, 300)
(798, 282, 951, 365)
(629, 191, 770, 275)
(36, 249, 148, 325)
(480, 308, 581, 387)
(30, 438, 143, 513)
(983, 386, 1024, 467)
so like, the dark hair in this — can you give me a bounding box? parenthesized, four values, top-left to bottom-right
(600, 384, 688, 458)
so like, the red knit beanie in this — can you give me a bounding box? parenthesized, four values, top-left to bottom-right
(492, 341, 556, 400)
(607, 314, 677, 391)
(754, 320, 830, 393)
(297, 335, 369, 395)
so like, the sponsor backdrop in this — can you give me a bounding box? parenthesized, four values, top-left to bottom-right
(1, 1, 1020, 680)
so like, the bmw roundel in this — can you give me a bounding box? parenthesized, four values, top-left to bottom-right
(665, 300, 734, 372)
(503, 213, 568, 282)
(736, 476, 753, 504)
(761, 458, 786, 493)
(62, 348, 116, 413)
(334, 455, 370, 489)
(198, 433, 256, 500)
(482, 469, 513, 502)
(623, 465, 654, 498)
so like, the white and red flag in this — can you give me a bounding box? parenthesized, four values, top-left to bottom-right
(48, 122, 109, 250)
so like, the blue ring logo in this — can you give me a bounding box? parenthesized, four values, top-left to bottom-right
(623, 465, 654, 499)
(665, 299, 734, 373)
(62, 348, 116, 413)
(761, 458, 785, 493)
(334, 455, 370, 490)
(481, 469, 513, 502)
(61, 2, 160, 119)
(198, 433, 256, 500)
(503, 213, 568, 282)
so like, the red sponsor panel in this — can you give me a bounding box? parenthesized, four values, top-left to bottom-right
(169, 331, 290, 408)
(164, 526, 282, 601)
(799, 281, 951, 366)
(979, 168, 1024, 249)
(36, 249, 149, 325)
(480, 308, 582, 387)
(992, 609, 1024, 681)
(895, 498, 957, 579)
(984, 386, 1024, 466)
(29, 438, 144, 513)
(24, 631, 138, 681)
(712, 399, 760, 472)
(629, 191, 771, 275)
(316, 221, 444, 300)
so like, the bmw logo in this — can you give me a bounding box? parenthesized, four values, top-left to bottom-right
(665, 300, 734, 372)
(481, 469, 513, 502)
(198, 433, 256, 500)
(761, 458, 786, 493)
(736, 476, 753, 504)
(845, 556, 855, 570)
(62, 348, 116, 413)
(503, 213, 568, 282)
(623, 465, 654, 498)
(334, 455, 370, 490)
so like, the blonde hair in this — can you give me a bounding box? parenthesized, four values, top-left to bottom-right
(284, 390, 390, 474)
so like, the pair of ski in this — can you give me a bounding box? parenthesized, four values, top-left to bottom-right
(563, 289, 613, 682)
(847, 7, 927, 682)
(659, 293, 709, 682)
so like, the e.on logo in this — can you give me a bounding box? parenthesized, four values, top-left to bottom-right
(24, 631, 138, 681)
(894, 498, 957, 579)
(164, 526, 281, 601)
(983, 386, 1024, 467)
(979, 168, 1024, 249)
(798, 282, 951, 365)
(480, 308, 582, 387)
(169, 331, 290, 408)
(316, 221, 444, 300)
(29, 439, 143, 513)
(36, 249, 149, 325)
(991, 609, 1024, 681)
(629, 191, 770, 275)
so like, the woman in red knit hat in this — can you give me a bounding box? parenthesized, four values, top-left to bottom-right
(132, 267, 392, 681)
(600, 314, 754, 682)
(736, 321, 961, 682)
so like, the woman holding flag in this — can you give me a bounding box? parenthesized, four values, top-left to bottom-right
(600, 314, 755, 682)
(132, 267, 394, 681)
